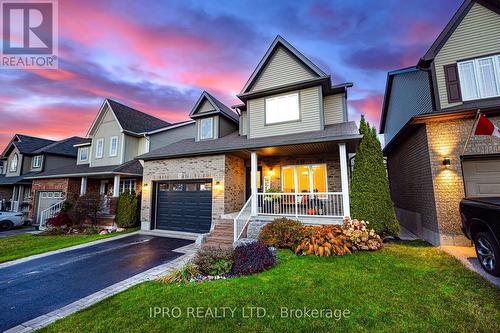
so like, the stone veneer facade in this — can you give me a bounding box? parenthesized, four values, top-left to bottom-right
(140, 154, 246, 231)
(387, 114, 500, 246)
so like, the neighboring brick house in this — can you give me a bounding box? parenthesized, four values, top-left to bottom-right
(0, 135, 82, 220)
(137, 36, 361, 247)
(380, 0, 500, 245)
(27, 99, 195, 227)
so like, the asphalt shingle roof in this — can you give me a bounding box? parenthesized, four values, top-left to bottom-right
(32, 136, 84, 157)
(204, 92, 239, 122)
(12, 134, 55, 155)
(138, 121, 361, 161)
(107, 99, 171, 134)
(26, 159, 143, 179)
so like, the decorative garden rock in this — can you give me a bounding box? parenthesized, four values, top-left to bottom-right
(233, 238, 257, 248)
(246, 221, 269, 239)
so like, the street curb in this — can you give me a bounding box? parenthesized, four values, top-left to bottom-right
(4, 243, 197, 333)
(0, 231, 140, 269)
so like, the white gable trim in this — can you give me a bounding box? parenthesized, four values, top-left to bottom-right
(86, 99, 124, 137)
(189, 92, 219, 117)
(240, 35, 327, 94)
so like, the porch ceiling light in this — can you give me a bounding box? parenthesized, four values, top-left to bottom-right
(442, 157, 451, 167)
(268, 168, 275, 177)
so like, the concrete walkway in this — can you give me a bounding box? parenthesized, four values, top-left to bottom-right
(441, 245, 500, 287)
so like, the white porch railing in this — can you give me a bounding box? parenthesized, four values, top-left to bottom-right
(233, 195, 253, 242)
(257, 192, 344, 217)
(39, 200, 65, 230)
(11, 201, 19, 212)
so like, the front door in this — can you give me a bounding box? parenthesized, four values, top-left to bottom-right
(245, 166, 263, 200)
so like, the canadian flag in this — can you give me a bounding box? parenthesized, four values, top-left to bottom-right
(474, 114, 500, 138)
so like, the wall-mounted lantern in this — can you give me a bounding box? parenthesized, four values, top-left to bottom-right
(442, 157, 451, 167)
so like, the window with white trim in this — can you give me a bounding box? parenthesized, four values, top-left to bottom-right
(79, 147, 89, 162)
(109, 136, 118, 157)
(200, 117, 214, 140)
(265, 92, 300, 125)
(281, 164, 327, 193)
(119, 179, 137, 193)
(95, 138, 104, 158)
(458, 54, 500, 101)
(32, 155, 42, 168)
(9, 153, 18, 172)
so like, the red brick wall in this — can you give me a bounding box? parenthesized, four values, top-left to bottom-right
(30, 178, 81, 219)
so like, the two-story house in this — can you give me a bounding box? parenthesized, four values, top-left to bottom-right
(27, 99, 195, 228)
(0, 134, 82, 218)
(379, 0, 500, 245)
(137, 36, 361, 246)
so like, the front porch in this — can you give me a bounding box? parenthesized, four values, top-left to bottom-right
(230, 141, 354, 241)
(0, 182, 32, 221)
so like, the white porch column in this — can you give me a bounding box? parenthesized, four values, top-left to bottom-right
(113, 175, 121, 197)
(250, 151, 258, 216)
(10, 186, 17, 211)
(339, 143, 350, 217)
(80, 177, 87, 196)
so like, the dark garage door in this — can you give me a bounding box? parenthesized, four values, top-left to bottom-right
(156, 180, 212, 233)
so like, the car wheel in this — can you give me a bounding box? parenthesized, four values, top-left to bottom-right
(474, 232, 500, 277)
(0, 220, 13, 231)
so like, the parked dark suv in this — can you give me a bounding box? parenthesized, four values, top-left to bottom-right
(460, 197, 500, 277)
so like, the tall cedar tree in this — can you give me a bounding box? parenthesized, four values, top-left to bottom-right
(350, 115, 399, 236)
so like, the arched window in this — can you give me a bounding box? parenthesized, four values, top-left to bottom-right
(10, 153, 18, 172)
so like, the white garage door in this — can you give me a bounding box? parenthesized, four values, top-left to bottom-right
(462, 159, 500, 197)
(36, 191, 64, 224)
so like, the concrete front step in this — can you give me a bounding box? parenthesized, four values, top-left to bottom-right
(202, 219, 235, 248)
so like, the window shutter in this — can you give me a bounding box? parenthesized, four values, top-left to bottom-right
(444, 64, 462, 103)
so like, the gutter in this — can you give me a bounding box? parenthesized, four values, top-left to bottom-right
(25, 171, 142, 180)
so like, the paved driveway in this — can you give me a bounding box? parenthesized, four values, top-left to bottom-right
(0, 226, 37, 238)
(0, 234, 193, 331)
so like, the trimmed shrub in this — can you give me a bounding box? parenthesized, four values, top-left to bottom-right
(232, 241, 276, 276)
(46, 213, 73, 228)
(259, 217, 304, 249)
(350, 115, 399, 236)
(115, 191, 140, 228)
(295, 225, 351, 257)
(194, 247, 234, 276)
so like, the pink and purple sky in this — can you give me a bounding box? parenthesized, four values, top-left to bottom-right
(0, 0, 462, 148)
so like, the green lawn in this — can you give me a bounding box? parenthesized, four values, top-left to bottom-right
(0, 228, 138, 263)
(41, 241, 500, 333)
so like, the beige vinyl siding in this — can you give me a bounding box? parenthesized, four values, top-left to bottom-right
(124, 135, 139, 163)
(240, 110, 247, 135)
(198, 100, 215, 113)
(248, 86, 322, 139)
(250, 46, 316, 92)
(90, 106, 123, 167)
(323, 93, 345, 125)
(138, 137, 149, 155)
(435, 3, 500, 109)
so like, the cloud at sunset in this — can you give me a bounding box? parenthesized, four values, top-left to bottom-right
(0, 0, 463, 148)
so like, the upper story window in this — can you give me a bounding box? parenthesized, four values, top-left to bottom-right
(79, 147, 89, 162)
(109, 136, 118, 157)
(9, 153, 18, 172)
(200, 117, 214, 140)
(458, 55, 500, 101)
(265, 92, 300, 125)
(32, 155, 42, 168)
(95, 138, 104, 158)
